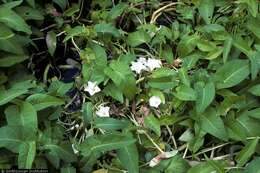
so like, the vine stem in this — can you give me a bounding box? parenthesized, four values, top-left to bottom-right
(138, 130, 164, 153)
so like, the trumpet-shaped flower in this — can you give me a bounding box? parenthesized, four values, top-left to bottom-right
(149, 96, 162, 108)
(146, 58, 162, 71)
(130, 61, 147, 74)
(84, 81, 101, 96)
(96, 105, 110, 117)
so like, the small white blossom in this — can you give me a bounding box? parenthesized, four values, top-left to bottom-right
(130, 61, 147, 74)
(146, 58, 162, 71)
(75, 124, 79, 129)
(84, 81, 101, 96)
(69, 126, 75, 130)
(72, 144, 79, 154)
(96, 105, 110, 117)
(149, 96, 162, 108)
(137, 57, 147, 64)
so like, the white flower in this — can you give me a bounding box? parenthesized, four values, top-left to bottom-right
(149, 96, 162, 108)
(96, 105, 110, 117)
(130, 61, 147, 74)
(130, 57, 162, 74)
(84, 81, 101, 96)
(146, 58, 162, 71)
(72, 144, 79, 154)
(137, 57, 147, 64)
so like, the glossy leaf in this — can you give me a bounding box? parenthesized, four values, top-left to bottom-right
(117, 144, 139, 173)
(244, 157, 260, 173)
(195, 82, 215, 113)
(127, 30, 151, 47)
(94, 117, 130, 130)
(214, 60, 250, 89)
(26, 93, 65, 111)
(94, 23, 120, 37)
(80, 133, 136, 157)
(235, 138, 259, 166)
(200, 108, 228, 141)
(46, 31, 57, 56)
(198, 0, 215, 24)
(0, 24, 14, 39)
(248, 84, 260, 96)
(18, 141, 36, 169)
(0, 6, 31, 34)
(144, 114, 161, 136)
(174, 85, 197, 101)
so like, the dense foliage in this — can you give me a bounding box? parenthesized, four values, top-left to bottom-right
(0, 0, 260, 172)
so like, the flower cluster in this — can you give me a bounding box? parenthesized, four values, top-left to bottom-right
(130, 57, 162, 74)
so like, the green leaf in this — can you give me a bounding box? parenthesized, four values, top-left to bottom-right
(117, 144, 139, 173)
(179, 68, 190, 87)
(26, 0, 35, 8)
(43, 143, 77, 163)
(0, 126, 23, 153)
(195, 82, 215, 113)
(80, 133, 136, 157)
(177, 34, 199, 57)
(94, 117, 130, 130)
(53, 0, 68, 10)
(187, 161, 223, 173)
(247, 16, 260, 39)
(104, 61, 137, 99)
(5, 101, 37, 131)
(0, 6, 31, 34)
(103, 83, 124, 103)
(248, 84, 260, 96)
(46, 31, 57, 56)
(233, 36, 251, 55)
(26, 93, 65, 111)
(235, 138, 259, 166)
(0, 37, 24, 54)
(198, 0, 215, 24)
(161, 45, 173, 63)
(127, 30, 151, 47)
(18, 141, 36, 169)
(0, 24, 14, 39)
(214, 59, 250, 89)
(1, 0, 23, 9)
(144, 114, 161, 136)
(174, 85, 197, 101)
(244, 0, 258, 17)
(82, 102, 94, 124)
(91, 43, 107, 67)
(223, 36, 233, 63)
(150, 68, 177, 79)
(200, 108, 228, 141)
(15, 6, 44, 20)
(0, 88, 28, 106)
(61, 166, 76, 173)
(48, 80, 73, 96)
(165, 154, 190, 173)
(107, 3, 128, 20)
(247, 108, 260, 119)
(248, 51, 260, 80)
(94, 23, 120, 37)
(237, 111, 260, 137)
(226, 118, 247, 141)
(0, 54, 28, 67)
(64, 26, 86, 42)
(63, 3, 79, 16)
(244, 157, 260, 173)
